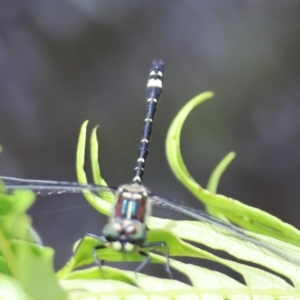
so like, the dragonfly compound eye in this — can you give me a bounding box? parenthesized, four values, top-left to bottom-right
(102, 222, 122, 239)
(125, 224, 136, 234)
(126, 222, 147, 242)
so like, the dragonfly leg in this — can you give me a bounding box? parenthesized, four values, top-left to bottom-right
(135, 250, 151, 277)
(72, 233, 107, 274)
(92, 244, 107, 271)
(140, 241, 172, 278)
(84, 233, 108, 273)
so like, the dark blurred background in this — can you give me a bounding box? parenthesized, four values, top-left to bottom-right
(1, 1, 300, 278)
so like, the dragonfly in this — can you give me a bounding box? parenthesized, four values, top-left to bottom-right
(2, 60, 300, 278)
(3, 175, 300, 275)
(4, 60, 173, 277)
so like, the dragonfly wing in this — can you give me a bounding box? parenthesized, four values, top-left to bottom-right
(2, 176, 300, 267)
(150, 194, 300, 267)
(1, 176, 117, 202)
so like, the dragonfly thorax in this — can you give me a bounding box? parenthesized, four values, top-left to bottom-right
(112, 184, 152, 223)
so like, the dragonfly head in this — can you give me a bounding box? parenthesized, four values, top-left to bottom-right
(103, 219, 147, 251)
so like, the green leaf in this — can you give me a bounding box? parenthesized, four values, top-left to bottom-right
(0, 255, 11, 275)
(59, 263, 300, 299)
(0, 186, 65, 299)
(0, 189, 37, 278)
(64, 266, 136, 285)
(148, 217, 300, 287)
(90, 125, 115, 203)
(12, 241, 65, 300)
(59, 208, 300, 295)
(207, 152, 236, 194)
(90, 126, 107, 187)
(76, 120, 112, 215)
(0, 274, 28, 300)
(206, 151, 236, 220)
(58, 119, 300, 298)
(165, 92, 300, 246)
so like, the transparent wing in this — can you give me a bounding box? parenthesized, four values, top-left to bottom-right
(2, 175, 300, 268)
(150, 193, 300, 267)
(0, 176, 117, 202)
